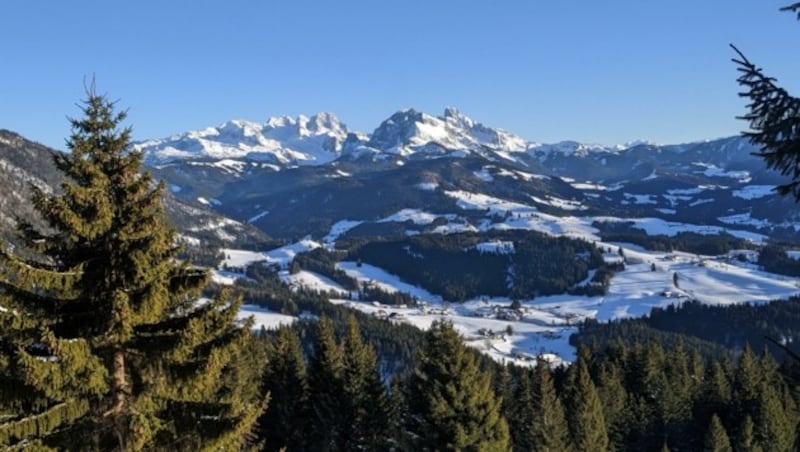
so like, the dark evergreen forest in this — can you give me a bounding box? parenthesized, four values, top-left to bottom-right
(348, 230, 613, 301)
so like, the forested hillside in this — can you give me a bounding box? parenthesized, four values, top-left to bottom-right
(348, 230, 614, 301)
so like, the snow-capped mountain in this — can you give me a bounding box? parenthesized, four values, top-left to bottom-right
(135, 112, 348, 166)
(346, 107, 528, 159)
(134, 107, 761, 176)
(135, 107, 534, 167)
(81, 107, 800, 244)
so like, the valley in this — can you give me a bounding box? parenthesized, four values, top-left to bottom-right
(4, 107, 800, 367)
(220, 203, 800, 366)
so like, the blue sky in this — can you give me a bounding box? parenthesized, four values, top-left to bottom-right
(2, 1, 798, 150)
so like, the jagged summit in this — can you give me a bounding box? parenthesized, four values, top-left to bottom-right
(349, 107, 528, 160)
(133, 107, 756, 171)
(135, 112, 349, 166)
(134, 107, 535, 166)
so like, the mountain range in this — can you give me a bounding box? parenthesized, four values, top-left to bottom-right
(2, 107, 799, 249)
(129, 108, 800, 243)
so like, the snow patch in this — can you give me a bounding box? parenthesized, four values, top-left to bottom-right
(473, 168, 494, 182)
(238, 304, 297, 330)
(415, 181, 439, 191)
(324, 219, 363, 244)
(718, 213, 771, 229)
(530, 195, 587, 211)
(248, 210, 269, 223)
(623, 193, 657, 205)
(475, 241, 515, 255)
(694, 163, 752, 182)
(378, 209, 454, 225)
(732, 185, 775, 200)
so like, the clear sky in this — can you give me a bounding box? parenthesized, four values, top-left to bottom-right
(2, 1, 798, 150)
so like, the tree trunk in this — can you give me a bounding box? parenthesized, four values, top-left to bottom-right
(110, 347, 130, 450)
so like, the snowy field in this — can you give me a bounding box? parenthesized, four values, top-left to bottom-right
(327, 244, 799, 366)
(220, 240, 800, 366)
(214, 189, 799, 366)
(238, 304, 297, 330)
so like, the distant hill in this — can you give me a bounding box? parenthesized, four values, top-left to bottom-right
(0, 129, 271, 252)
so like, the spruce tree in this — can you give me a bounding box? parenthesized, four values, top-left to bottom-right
(259, 326, 308, 451)
(753, 380, 795, 452)
(0, 89, 267, 450)
(565, 350, 609, 452)
(596, 360, 628, 450)
(495, 363, 515, 438)
(529, 357, 570, 452)
(732, 346, 761, 421)
(508, 368, 536, 451)
(307, 315, 345, 451)
(660, 344, 695, 450)
(735, 415, 760, 452)
(732, 4, 800, 201)
(698, 359, 733, 445)
(339, 315, 392, 452)
(406, 320, 510, 451)
(704, 413, 733, 452)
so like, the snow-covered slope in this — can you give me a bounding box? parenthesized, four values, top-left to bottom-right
(136, 107, 534, 166)
(135, 112, 348, 166)
(349, 107, 527, 160)
(135, 106, 763, 178)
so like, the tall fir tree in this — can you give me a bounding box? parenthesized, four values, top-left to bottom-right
(753, 380, 795, 452)
(735, 415, 760, 452)
(565, 349, 609, 452)
(406, 320, 510, 451)
(508, 367, 536, 451)
(0, 89, 267, 450)
(704, 413, 733, 452)
(528, 357, 571, 452)
(494, 363, 515, 443)
(306, 315, 346, 451)
(595, 360, 628, 450)
(259, 326, 308, 451)
(659, 344, 696, 450)
(732, 4, 800, 201)
(732, 346, 761, 423)
(339, 315, 392, 452)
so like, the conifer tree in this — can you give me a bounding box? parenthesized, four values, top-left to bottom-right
(565, 350, 609, 452)
(735, 415, 760, 452)
(406, 320, 510, 451)
(307, 315, 345, 451)
(704, 413, 733, 452)
(495, 363, 515, 435)
(596, 360, 628, 450)
(732, 4, 800, 201)
(339, 315, 392, 452)
(704, 360, 732, 414)
(0, 89, 267, 450)
(529, 357, 570, 452)
(259, 326, 308, 451)
(697, 359, 733, 444)
(753, 380, 795, 452)
(508, 368, 536, 451)
(390, 376, 413, 451)
(660, 344, 695, 449)
(732, 346, 761, 421)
